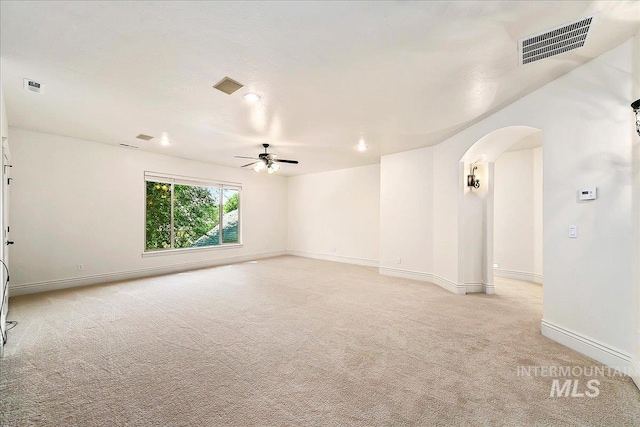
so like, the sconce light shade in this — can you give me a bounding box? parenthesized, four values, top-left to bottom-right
(632, 99, 640, 137)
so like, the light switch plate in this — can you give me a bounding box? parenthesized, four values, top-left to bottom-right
(569, 225, 578, 238)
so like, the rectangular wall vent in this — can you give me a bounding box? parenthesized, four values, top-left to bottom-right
(119, 143, 139, 149)
(519, 16, 593, 65)
(23, 78, 44, 94)
(213, 77, 244, 95)
(136, 134, 154, 141)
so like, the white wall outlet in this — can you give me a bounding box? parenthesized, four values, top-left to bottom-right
(569, 226, 578, 238)
(396, 258, 402, 264)
(493, 263, 499, 269)
(77, 264, 84, 271)
(330, 247, 336, 253)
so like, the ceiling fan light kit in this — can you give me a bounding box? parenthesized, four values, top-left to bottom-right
(235, 143, 298, 175)
(253, 161, 266, 172)
(267, 162, 280, 174)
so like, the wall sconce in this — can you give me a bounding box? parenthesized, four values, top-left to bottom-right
(467, 164, 480, 189)
(632, 99, 640, 137)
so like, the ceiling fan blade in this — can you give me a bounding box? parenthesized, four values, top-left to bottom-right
(241, 161, 260, 168)
(273, 159, 299, 164)
(235, 156, 259, 160)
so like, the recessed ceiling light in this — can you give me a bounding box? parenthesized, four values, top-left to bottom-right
(243, 93, 261, 102)
(356, 138, 368, 151)
(160, 132, 172, 146)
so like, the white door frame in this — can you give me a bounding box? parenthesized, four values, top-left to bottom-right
(0, 136, 10, 348)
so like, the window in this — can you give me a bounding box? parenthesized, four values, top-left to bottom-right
(145, 173, 241, 252)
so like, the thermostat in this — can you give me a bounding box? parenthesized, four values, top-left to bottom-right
(579, 187, 597, 201)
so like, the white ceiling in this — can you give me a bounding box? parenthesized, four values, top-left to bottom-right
(1, 1, 638, 175)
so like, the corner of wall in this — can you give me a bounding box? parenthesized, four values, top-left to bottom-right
(631, 29, 640, 391)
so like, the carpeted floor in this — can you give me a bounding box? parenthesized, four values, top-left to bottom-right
(1, 256, 638, 426)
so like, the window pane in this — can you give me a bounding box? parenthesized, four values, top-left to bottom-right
(174, 184, 220, 248)
(222, 188, 239, 244)
(146, 181, 172, 250)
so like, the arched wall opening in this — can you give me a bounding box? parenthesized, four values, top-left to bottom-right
(458, 126, 543, 295)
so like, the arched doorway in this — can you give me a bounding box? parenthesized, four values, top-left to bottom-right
(458, 126, 543, 294)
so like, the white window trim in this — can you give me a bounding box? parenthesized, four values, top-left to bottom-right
(143, 172, 242, 254)
(141, 243, 243, 258)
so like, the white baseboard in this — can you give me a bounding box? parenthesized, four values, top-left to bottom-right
(541, 319, 633, 375)
(379, 267, 467, 295)
(287, 250, 378, 268)
(9, 250, 288, 297)
(463, 282, 484, 293)
(461, 282, 495, 294)
(433, 273, 466, 295)
(494, 268, 542, 284)
(631, 356, 640, 391)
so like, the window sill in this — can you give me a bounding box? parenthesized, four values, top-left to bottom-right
(142, 243, 243, 258)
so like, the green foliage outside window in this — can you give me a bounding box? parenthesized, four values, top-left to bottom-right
(222, 189, 239, 243)
(223, 192, 239, 214)
(145, 180, 239, 251)
(146, 181, 172, 250)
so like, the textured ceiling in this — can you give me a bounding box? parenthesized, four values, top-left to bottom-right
(1, 1, 638, 175)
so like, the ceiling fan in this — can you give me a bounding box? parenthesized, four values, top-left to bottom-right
(235, 143, 299, 174)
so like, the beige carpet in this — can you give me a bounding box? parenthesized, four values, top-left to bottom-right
(1, 256, 638, 426)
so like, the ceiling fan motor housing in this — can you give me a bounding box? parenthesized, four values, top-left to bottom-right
(235, 142, 298, 171)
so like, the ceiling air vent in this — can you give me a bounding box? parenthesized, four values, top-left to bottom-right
(213, 77, 244, 95)
(519, 16, 593, 65)
(23, 78, 44, 94)
(136, 134, 154, 141)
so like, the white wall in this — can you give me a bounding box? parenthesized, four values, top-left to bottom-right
(457, 127, 542, 293)
(536, 43, 633, 363)
(494, 147, 543, 283)
(381, 38, 637, 370)
(287, 164, 379, 266)
(460, 161, 489, 287)
(8, 128, 288, 295)
(533, 146, 543, 279)
(1, 90, 7, 140)
(379, 147, 433, 275)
